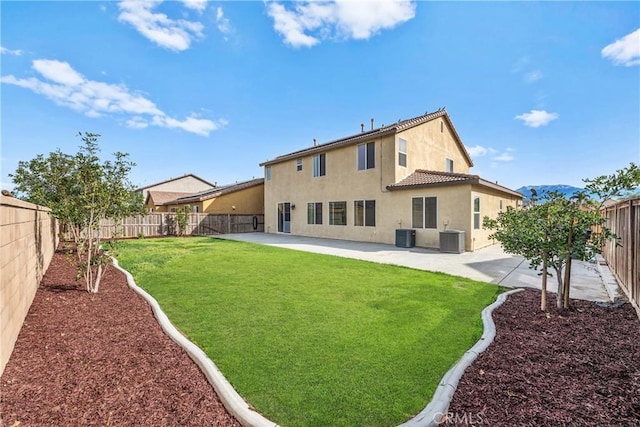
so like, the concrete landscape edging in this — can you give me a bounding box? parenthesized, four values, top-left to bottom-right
(112, 255, 523, 427)
(399, 288, 525, 427)
(111, 258, 279, 427)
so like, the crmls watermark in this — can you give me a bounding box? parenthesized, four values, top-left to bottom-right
(433, 411, 485, 425)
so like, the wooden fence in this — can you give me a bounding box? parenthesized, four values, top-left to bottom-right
(99, 213, 264, 239)
(601, 198, 639, 310)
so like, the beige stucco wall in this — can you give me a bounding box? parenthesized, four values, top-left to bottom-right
(264, 134, 395, 237)
(263, 121, 521, 250)
(165, 184, 265, 215)
(204, 184, 264, 214)
(395, 118, 471, 181)
(0, 195, 58, 376)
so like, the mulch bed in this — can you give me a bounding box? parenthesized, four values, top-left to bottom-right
(1, 249, 240, 426)
(3, 252, 640, 427)
(448, 288, 640, 426)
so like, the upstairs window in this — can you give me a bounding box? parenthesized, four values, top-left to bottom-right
(296, 158, 303, 172)
(446, 158, 454, 173)
(398, 138, 407, 167)
(354, 200, 376, 227)
(313, 153, 326, 177)
(266, 166, 272, 181)
(192, 205, 199, 213)
(474, 197, 481, 229)
(357, 142, 375, 170)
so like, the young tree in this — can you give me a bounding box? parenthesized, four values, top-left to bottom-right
(484, 163, 640, 311)
(174, 205, 192, 236)
(10, 132, 144, 293)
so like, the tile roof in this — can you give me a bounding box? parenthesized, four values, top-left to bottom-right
(146, 191, 194, 205)
(260, 109, 473, 167)
(168, 178, 265, 204)
(387, 169, 524, 198)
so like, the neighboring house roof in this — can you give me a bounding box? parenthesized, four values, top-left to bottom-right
(136, 173, 216, 192)
(145, 191, 193, 206)
(260, 109, 474, 167)
(387, 170, 524, 198)
(163, 178, 265, 205)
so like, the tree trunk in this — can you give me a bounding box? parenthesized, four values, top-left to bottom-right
(563, 257, 572, 309)
(92, 263, 103, 294)
(555, 266, 564, 309)
(541, 253, 547, 312)
(563, 226, 574, 309)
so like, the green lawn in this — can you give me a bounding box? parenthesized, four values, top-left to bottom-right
(115, 237, 501, 427)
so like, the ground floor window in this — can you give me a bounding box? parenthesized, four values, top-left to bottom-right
(329, 201, 347, 225)
(354, 200, 376, 226)
(307, 202, 323, 224)
(412, 197, 437, 229)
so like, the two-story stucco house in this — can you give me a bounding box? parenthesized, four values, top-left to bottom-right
(260, 109, 523, 252)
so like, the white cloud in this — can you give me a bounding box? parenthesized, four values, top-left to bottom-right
(32, 59, 85, 86)
(493, 148, 515, 162)
(601, 28, 640, 67)
(1, 46, 23, 56)
(117, 0, 205, 51)
(216, 7, 233, 36)
(267, 0, 416, 48)
(524, 69, 543, 83)
(1, 59, 223, 136)
(182, 0, 207, 14)
(515, 110, 558, 128)
(466, 145, 497, 158)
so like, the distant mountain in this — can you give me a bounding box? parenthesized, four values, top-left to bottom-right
(515, 185, 585, 201)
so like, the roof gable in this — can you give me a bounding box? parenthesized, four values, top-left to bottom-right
(137, 173, 215, 192)
(260, 109, 473, 167)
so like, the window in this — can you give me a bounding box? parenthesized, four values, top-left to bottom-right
(441, 120, 444, 133)
(192, 205, 199, 213)
(446, 158, 454, 173)
(313, 153, 326, 177)
(329, 201, 347, 225)
(266, 166, 272, 181)
(411, 197, 437, 229)
(357, 142, 375, 170)
(398, 138, 407, 167)
(296, 158, 303, 171)
(499, 200, 503, 211)
(474, 197, 481, 229)
(170, 207, 177, 212)
(307, 202, 323, 225)
(354, 200, 376, 227)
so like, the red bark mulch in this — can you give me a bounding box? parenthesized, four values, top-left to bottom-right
(3, 250, 640, 426)
(1, 249, 241, 427)
(448, 288, 640, 426)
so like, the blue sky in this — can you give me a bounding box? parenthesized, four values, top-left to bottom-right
(1, 1, 639, 192)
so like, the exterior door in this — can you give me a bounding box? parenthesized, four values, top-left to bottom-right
(277, 202, 291, 233)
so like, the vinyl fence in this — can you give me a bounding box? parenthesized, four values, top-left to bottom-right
(601, 197, 639, 310)
(99, 213, 264, 239)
